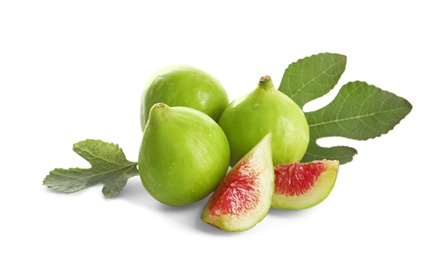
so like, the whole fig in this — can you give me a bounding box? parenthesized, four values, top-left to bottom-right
(138, 103, 230, 206)
(218, 75, 309, 166)
(140, 65, 229, 131)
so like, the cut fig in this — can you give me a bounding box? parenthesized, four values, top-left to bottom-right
(272, 159, 339, 210)
(201, 133, 274, 232)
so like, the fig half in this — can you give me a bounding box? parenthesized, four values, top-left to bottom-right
(201, 133, 274, 232)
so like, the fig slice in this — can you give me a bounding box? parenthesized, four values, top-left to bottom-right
(272, 160, 339, 210)
(201, 133, 274, 232)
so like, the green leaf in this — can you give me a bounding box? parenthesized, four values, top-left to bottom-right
(302, 81, 413, 164)
(43, 139, 139, 198)
(278, 52, 347, 108)
(278, 53, 413, 164)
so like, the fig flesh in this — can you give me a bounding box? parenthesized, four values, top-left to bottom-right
(138, 103, 231, 206)
(272, 159, 339, 210)
(140, 65, 229, 131)
(218, 75, 309, 166)
(201, 133, 274, 232)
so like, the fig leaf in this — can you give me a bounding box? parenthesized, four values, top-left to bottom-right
(303, 81, 412, 164)
(278, 52, 347, 108)
(279, 53, 413, 164)
(43, 139, 138, 198)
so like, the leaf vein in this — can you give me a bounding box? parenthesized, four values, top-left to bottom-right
(309, 106, 409, 128)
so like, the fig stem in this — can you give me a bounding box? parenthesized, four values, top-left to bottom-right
(258, 75, 274, 90)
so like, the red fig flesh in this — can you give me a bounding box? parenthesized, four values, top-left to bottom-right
(272, 160, 339, 210)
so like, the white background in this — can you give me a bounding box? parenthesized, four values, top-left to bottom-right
(1, 0, 446, 259)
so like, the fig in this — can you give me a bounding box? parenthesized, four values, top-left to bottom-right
(218, 75, 309, 166)
(272, 159, 339, 210)
(201, 133, 274, 232)
(140, 64, 229, 131)
(138, 103, 231, 206)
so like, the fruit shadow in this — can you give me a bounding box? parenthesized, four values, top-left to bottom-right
(117, 178, 238, 235)
(116, 177, 156, 207)
(267, 207, 315, 217)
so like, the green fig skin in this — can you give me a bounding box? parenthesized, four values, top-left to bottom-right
(138, 103, 231, 207)
(218, 76, 309, 166)
(140, 65, 229, 131)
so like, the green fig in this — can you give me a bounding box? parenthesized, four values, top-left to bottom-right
(140, 65, 229, 131)
(138, 103, 231, 206)
(218, 75, 309, 166)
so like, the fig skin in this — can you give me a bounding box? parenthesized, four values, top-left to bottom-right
(218, 76, 309, 166)
(140, 64, 229, 131)
(138, 103, 231, 207)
